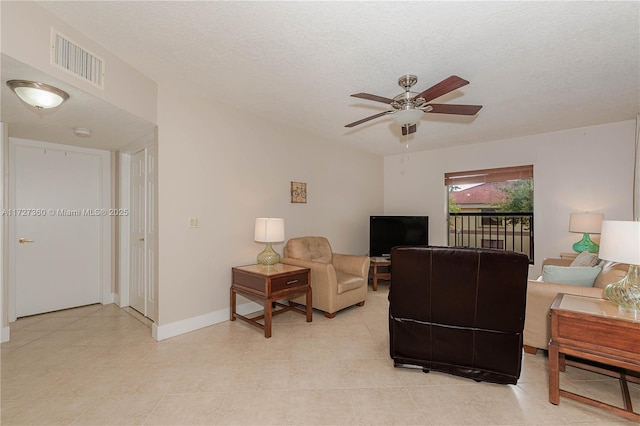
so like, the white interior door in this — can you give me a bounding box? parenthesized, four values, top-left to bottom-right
(144, 144, 157, 321)
(129, 149, 145, 315)
(129, 145, 156, 321)
(12, 143, 104, 317)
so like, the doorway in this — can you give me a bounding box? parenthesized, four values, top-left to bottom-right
(8, 138, 111, 320)
(119, 137, 157, 322)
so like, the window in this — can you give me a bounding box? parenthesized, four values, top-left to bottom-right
(446, 165, 534, 262)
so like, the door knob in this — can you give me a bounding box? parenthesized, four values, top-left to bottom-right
(139, 237, 145, 242)
(18, 238, 35, 244)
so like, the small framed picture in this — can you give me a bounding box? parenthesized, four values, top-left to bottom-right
(291, 182, 307, 203)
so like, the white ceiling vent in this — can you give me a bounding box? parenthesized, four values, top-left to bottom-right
(51, 29, 104, 89)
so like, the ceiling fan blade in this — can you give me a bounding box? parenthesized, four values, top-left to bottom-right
(351, 93, 395, 104)
(414, 75, 469, 103)
(425, 104, 483, 115)
(401, 124, 417, 136)
(345, 111, 392, 128)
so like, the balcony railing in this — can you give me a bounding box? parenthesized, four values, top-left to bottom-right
(448, 212, 534, 263)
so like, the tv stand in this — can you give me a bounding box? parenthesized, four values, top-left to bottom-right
(369, 257, 391, 291)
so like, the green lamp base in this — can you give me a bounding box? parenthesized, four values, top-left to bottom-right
(605, 265, 640, 316)
(572, 233, 599, 253)
(257, 242, 280, 266)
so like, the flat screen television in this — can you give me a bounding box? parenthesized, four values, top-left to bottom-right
(369, 216, 429, 258)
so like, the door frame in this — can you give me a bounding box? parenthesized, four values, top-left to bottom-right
(118, 132, 157, 320)
(8, 138, 112, 321)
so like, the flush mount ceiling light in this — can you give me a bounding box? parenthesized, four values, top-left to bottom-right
(73, 127, 92, 138)
(6, 80, 69, 109)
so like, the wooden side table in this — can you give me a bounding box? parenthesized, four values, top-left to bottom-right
(549, 293, 640, 422)
(231, 264, 311, 338)
(369, 257, 391, 291)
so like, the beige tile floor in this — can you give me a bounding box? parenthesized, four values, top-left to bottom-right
(1, 285, 639, 425)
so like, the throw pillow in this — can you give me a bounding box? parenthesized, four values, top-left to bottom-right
(542, 265, 602, 287)
(570, 251, 599, 267)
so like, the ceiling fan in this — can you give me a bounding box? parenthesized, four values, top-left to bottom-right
(345, 75, 482, 136)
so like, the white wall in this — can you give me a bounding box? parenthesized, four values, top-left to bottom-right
(384, 120, 636, 277)
(156, 85, 382, 332)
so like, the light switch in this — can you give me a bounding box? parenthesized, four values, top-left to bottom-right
(188, 217, 199, 228)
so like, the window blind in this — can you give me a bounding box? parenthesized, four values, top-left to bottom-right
(444, 165, 533, 186)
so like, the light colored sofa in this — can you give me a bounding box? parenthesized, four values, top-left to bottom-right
(280, 236, 369, 318)
(523, 257, 629, 354)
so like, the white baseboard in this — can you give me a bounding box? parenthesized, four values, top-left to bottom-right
(1, 326, 10, 343)
(113, 292, 121, 307)
(152, 301, 262, 341)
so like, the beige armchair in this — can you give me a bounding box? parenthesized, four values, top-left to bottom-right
(280, 236, 369, 318)
(523, 258, 629, 354)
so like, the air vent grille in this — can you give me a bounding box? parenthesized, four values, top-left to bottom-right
(51, 29, 104, 88)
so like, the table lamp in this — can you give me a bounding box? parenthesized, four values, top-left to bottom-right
(598, 220, 640, 314)
(254, 218, 285, 266)
(569, 212, 604, 253)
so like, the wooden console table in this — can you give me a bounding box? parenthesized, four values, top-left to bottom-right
(369, 257, 390, 291)
(230, 264, 311, 338)
(549, 293, 640, 422)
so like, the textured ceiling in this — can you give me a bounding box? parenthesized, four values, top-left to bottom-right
(8, 1, 640, 155)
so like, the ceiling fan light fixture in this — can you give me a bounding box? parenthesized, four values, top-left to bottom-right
(345, 75, 481, 133)
(391, 108, 424, 126)
(6, 80, 69, 109)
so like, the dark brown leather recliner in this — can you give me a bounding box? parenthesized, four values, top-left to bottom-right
(389, 246, 529, 385)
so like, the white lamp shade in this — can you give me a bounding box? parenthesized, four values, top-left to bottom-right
(391, 108, 424, 126)
(598, 220, 640, 265)
(569, 213, 604, 234)
(254, 218, 285, 243)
